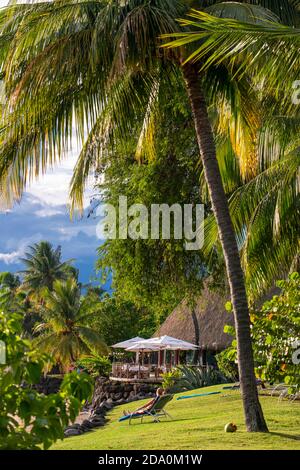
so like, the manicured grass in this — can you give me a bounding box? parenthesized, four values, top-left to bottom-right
(52, 385, 300, 450)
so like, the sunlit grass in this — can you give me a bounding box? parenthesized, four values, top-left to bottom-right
(51, 384, 300, 450)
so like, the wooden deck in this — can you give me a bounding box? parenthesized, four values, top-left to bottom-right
(110, 362, 171, 383)
(109, 376, 163, 384)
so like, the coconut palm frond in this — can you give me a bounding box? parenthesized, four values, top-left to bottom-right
(76, 326, 109, 355)
(69, 70, 159, 213)
(135, 78, 160, 163)
(204, 151, 300, 297)
(19, 241, 75, 293)
(0, 0, 186, 209)
(204, 64, 262, 181)
(163, 9, 300, 115)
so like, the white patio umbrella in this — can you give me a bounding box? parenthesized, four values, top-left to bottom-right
(111, 336, 145, 348)
(165, 344, 198, 350)
(134, 335, 199, 350)
(151, 336, 199, 366)
(111, 336, 146, 366)
(125, 343, 161, 352)
(129, 336, 198, 368)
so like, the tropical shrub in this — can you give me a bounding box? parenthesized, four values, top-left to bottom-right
(216, 322, 238, 381)
(176, 365, 228, 391)
(76, 355, 112, 378)
(220, 273, 300, 392)
(216, 347, 238, 382)
(163, 365, 227, 393)
(0, 309, 93, 450)
(161, 368, 183, 393)
(252, 272, 300, 392)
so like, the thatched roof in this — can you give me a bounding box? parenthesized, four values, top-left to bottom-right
(154, 281, 281, 352)
(154, 284, 234, 351)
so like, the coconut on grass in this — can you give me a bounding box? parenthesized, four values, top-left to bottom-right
(224, 423, 237, 433)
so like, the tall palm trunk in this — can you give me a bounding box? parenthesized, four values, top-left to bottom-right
(182, 62, 268, 432)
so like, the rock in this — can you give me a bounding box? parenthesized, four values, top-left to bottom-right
(88, 420, 103, 428)
(91, 376, 160, 412)
(115, 398, 126, 406)
(93, 406, 106, 416)
(90, 417, 106, 427)
(126, 396, 137, 403)
(67, 423, 82, 430)
(85, 416, 107, 430)
(90, 415, 105, 422)
(80, 425, 90, 432)
(92, 377, 110, 408)
(112, 392, 123, 401)
(64, 428, 83, 437)
(140, 384, 149, 392)
(82, 405, 91, 412)
(101, 400, 113, 410)
(81, 419, 94, 429)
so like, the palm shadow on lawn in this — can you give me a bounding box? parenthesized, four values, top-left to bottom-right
(124, 422, 300, 439)
(270, 432, 300, 441)
(122, 416, 205, 426)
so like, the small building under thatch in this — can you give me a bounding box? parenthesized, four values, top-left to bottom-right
(154, 284, 235, 366)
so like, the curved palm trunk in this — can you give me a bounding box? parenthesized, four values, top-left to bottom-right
(182, 62, 268, 432)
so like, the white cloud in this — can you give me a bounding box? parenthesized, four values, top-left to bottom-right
(57, 225, 97, 241)
(34, 208, 64, 218)
(26, 150, 93, 209)
(0, 233, 43, 265)
(0, 250, 20, 264)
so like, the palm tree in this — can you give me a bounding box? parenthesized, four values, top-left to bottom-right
(204, 150, 300, 301)
(0, 272, 20, 290)
(162, 4, 300, 432)
(0, 271, 21, 307)
(0, 0, 299, 431)
(34, 278, 108, 371)
(19, 241, 75, 294)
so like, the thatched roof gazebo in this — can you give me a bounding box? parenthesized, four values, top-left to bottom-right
(153, 284, 235, 365)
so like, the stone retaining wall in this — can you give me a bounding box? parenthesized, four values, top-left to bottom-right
(64, 376, 158, 438)
(92, 377, 157, 408)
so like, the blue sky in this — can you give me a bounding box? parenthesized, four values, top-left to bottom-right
(0, 149, 104, 286)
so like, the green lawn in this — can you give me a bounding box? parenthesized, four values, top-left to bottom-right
(52, 385, 300, 450)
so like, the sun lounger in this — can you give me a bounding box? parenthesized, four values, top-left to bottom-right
(119, 394, 173, 424)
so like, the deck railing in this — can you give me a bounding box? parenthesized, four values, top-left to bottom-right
(111, 362, 173, 380)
